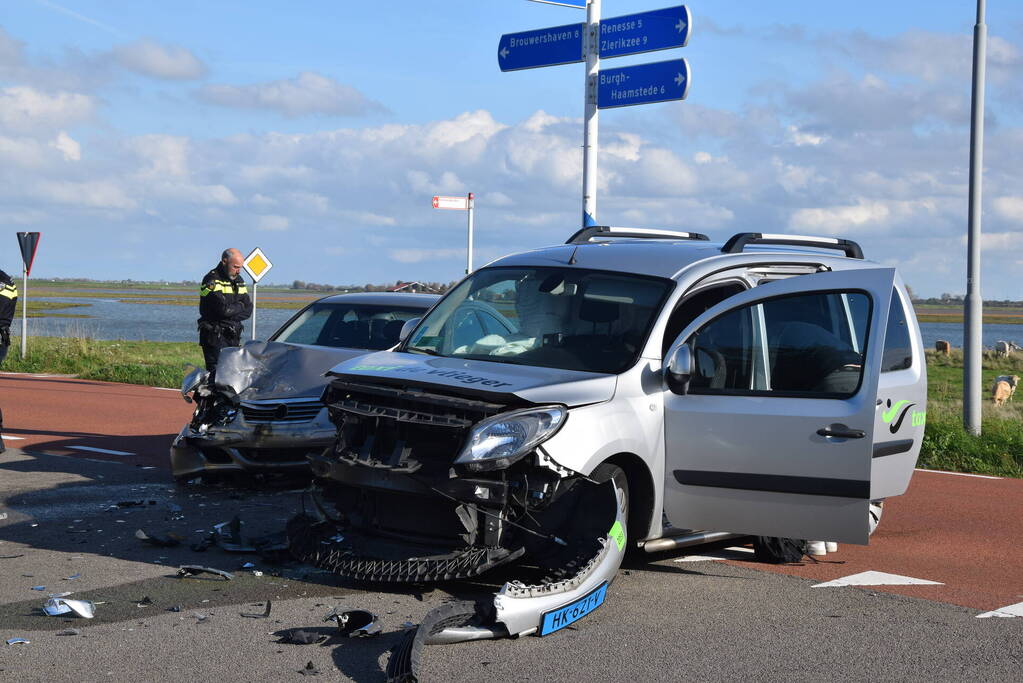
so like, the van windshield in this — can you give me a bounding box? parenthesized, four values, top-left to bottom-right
(405, 267, 673, 374)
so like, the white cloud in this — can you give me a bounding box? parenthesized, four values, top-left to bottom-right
(256, 214, 290, 231)
(33, 179, 135, 210)
(786, 125, 826, 147)
(113, 39, 206, 80)
(390, 248, 464, 264)
(993, 197, 1023, 223)
(50, 131, 81, 161)
(0, 86, 94, 132)
(198, 71, 386, 117)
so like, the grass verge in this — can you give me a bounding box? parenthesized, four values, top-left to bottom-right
(2, 338, 1021, 477)
(2, 335, 203, 388)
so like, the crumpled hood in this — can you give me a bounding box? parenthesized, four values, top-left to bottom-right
(215, 340, 369, 400)
(326, 351, 617, 407)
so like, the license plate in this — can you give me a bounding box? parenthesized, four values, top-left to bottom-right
(538, 582, 608, 636)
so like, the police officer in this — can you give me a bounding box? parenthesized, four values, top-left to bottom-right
(198, 249, 252, 375)
(0, 267, 17, 453)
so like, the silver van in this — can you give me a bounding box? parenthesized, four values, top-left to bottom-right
(291, 228, 926, 639)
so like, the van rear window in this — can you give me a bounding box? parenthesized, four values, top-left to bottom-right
(881, 290, 912, 372)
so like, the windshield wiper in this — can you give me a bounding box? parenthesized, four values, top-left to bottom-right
(406, 346, 442, 357)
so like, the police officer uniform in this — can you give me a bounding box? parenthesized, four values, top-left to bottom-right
(197, 262, 252, 374)
(0, 268, 17, 453)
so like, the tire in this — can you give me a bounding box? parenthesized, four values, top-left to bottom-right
(590, 462, 629, 536)
(868, 501, 884, 536)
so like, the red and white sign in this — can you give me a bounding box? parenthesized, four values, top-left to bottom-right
(432, 195, 469, 211)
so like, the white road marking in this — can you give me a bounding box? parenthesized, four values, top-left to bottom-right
(673, 547, 755, 563)
(812, 570, 943, 588)
(153, 387, 180, 392)
(976, 602, 1023, 618)
(915, 468, 1002, 480)
(2, 435, 25, 440)
(68, 446, 135, 457)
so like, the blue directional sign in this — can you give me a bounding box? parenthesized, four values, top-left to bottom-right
(597, 58, 690, 109)
(600, 5, 691, 59)
(529, 0, 586, 7)
(498, 23, 584, 72)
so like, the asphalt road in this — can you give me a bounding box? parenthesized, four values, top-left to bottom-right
(0, 373, 1020, 681)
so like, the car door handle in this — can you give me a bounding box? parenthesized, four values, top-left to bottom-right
(816, 425, 865, 439)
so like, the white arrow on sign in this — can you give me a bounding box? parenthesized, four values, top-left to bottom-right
(676, 19, 686, 33)
(500, 46, 510, 60)
(674, 72, 684, 86)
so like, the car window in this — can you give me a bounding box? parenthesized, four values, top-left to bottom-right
(881, 289, 912, 372)
(689, 291, 870, 398)
(273, 303, 427, 350)
(407, 267, 673, 374)
(662, 283, 746, 356)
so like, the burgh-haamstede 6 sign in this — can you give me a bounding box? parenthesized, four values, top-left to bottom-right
(597, 57, 690, 109)
(498, 23, 584, 72)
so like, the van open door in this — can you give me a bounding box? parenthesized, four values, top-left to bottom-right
(661, 268, 903, 544)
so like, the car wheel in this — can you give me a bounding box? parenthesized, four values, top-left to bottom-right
(868, 500, 884, 536)
(590, 462, 629, 534)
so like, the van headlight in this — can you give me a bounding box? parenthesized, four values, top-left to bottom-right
(455, 406, 567, 472)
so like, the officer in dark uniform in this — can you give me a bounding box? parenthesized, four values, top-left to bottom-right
(0, 267, 17, 453)
(198, 249, 252, 375)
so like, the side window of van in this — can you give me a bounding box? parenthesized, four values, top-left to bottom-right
(881, 289, 912, 372)
(688, 291, 870, 398)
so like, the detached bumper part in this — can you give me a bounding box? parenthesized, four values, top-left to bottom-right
(384, 480, 626, 680)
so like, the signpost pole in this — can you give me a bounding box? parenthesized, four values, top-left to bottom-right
(964, 0, 986, 435)
(251, 283, 258, 340)
(466, 192, 475, 274)
(582, 0, 600, 228)
(20, 266, 27, 359)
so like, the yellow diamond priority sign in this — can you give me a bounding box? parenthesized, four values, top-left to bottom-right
(243, 247, 273, 283)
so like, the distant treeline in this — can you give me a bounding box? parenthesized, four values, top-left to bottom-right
(32, 277, 458, 294)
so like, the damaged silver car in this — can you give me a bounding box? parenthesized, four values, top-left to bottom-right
(290, 228, 926, 640)
(170, 292, 438, 482)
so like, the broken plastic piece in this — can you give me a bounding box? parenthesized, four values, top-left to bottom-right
(136, 529, 183, 548)
(137, 596, 153, 607)
(31, 585, 45, 591)
(168, 605, 182, 613)
(177, 565, 234, 580)
(240, 601, 272, 619)
(43, 598, 96, 618)
(64, 573, 81, 581)
(56, 629, 80, 636)
(299, 661, 320, 676)
(6, 638, 29, 645)
(323, 608, 381, 637)
(278, 629, 327, 645)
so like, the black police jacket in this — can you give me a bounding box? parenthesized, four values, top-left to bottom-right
(0, 269, 17, 330)
(198, 263, 252, 332)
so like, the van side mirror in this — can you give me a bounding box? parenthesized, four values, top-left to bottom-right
(665, 345, 693, 395)
(399, 317, 421, 343)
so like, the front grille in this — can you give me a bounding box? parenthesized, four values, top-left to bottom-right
(323, 380, 515, 473)
(240, 399, 323, 424)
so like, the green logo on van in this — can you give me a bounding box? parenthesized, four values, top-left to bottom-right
(882, 398, 917, 434)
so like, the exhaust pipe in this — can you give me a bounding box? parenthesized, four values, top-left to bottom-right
(641, 530, 744, 554)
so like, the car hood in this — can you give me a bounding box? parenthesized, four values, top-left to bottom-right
(325, 351, 617, 407)
(215, 340, 370, 400)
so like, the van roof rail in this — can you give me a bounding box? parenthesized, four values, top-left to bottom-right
(566, 226, 710, 245)
(721, 233, 864, 259)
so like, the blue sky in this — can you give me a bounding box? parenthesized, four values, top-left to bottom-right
(2, 1, 1023, 297)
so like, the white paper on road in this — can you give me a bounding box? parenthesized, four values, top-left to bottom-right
(673, 547, 755, 563)
(976, 601, 1023, 618)
(812, 571, 943, 588)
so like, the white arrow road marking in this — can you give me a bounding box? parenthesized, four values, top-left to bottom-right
(676, 19, 686, 33)
(812, 570, 943, 588)
(976, 602, 1023, 618)
(68, 445, 135, 456)
(673, 547, 754, 563)
(500, 47, 509, 60)
(674, 72, 684, 86)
